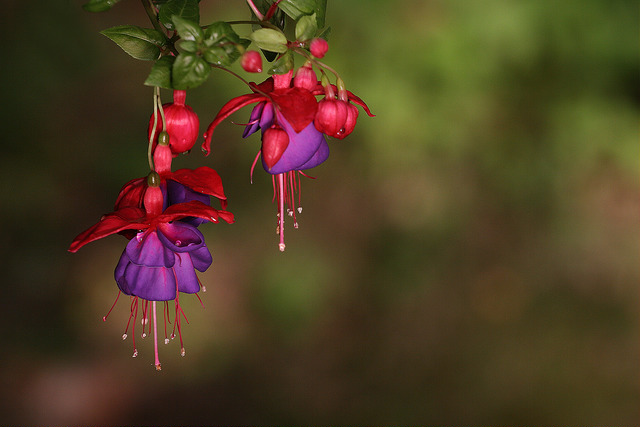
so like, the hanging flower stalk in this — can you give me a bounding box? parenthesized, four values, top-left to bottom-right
(71, 0, 373, 369)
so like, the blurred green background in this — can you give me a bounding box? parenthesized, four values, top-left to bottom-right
(1, 0, 638, 424)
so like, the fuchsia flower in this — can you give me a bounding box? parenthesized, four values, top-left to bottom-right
(203, 67, 372, 250)
(69, 173, 233, 370)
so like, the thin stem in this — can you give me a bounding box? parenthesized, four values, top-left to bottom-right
(225, 20, 280, 31)
(142, 0, 167, 37)
(245, 0, 264, 20)
(291, 46, 342, 80)
(210, 64, 273, 99)
(148, 87, 167, 171)
(148, 88, 159, 171)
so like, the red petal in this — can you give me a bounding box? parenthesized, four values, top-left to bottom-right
(270, 88, 318, 133)
(202, 93, 265, 155)
(68, 207, 148, 253)
(170, 167, 227, 203)
(158, 201, 235, 224)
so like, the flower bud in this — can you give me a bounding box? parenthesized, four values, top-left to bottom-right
(144, 172, 163, 216)
(293, 62, 317, 91)
(153, 143, 172, 174)
(310, 38, 329, 58)
(241, 50, 263, 73)
(314, 98, 348, 138)
(148, 90, 200, 156)
(261, 125, 290, 170)
(334, 103, 359, 139)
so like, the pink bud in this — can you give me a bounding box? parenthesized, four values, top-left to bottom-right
(310, 38, 329, 58)
(293, 63, 317, 91)
(148, 90, 200, 156)
(262, 125, 290, 169)
(153, 144, 172, 174)
(334, 103, 359, 139)
(241, 50, 263, 73)
(314, 98, 348, 138)
(143, 185, 163, 217)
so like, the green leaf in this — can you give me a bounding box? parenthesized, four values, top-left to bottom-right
(204, 21, 239, 44)
(82, 0, 122, 12)
(158, 0, 199, 30)
(144, 56, 176, 89)
(250, 28, 288, 54)
(172, 52, 210, 89)
(203, 39, 250, 67)
(100, 26, 166, 60)
(179, 40, 199, 53)
(171, 16, 204, 42)
(278, 0, 326, 28)
(268, 51, 294, 75)
(295, 13, 317, 41)
(200, 22, 247, 66)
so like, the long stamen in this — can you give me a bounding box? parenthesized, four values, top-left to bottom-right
(141, 300, 149, 338)
(278, 172, 286, 251)
(131, 297, 139, 357)
(164, 301, 170, 344)
(250, 150, 261, 184)
(174, 300, 186, 356)
(103, 291, 121, 322)
(153, 301, 161, 371)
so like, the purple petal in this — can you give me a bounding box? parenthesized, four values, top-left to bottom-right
(125, 231, 174, 268)
(174, 253, 201, 294)
(259, 103, 275, 130)
(188, 245, 213, 272)
(262, 111, 327, 174)
(114, 252, 133, 295)
(115, 251, 178, 301)
(242, 102, 266, 138)
(156, 222, 205, 253)
(167, 180, 210, 226)
(297, 138, 330, 170)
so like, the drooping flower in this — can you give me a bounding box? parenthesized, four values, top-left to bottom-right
(314, 77, 367, 140)
(69, 174, 234, 370)
(202, 69, 372, 251)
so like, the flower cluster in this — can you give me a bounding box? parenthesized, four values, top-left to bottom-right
(70, 91, 233, 370)
(71, 0, 373, 370)
(203, 63, 373, 250)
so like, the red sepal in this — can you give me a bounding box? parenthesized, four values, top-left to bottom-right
(346, 90, 375, 117)
(311, 85, 375, 117)
(170, 167, 228, 208)
(158, 201, 234, 225)
(114, 177, 146, 210)
(202, 93, 265, 155)
(68, 207, 148, 253)
(270, 87, 318, 133)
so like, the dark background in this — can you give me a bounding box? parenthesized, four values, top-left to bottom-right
(1, 0, 638, 424)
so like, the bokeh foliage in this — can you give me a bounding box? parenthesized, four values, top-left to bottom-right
(0, 0, 637, 424)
